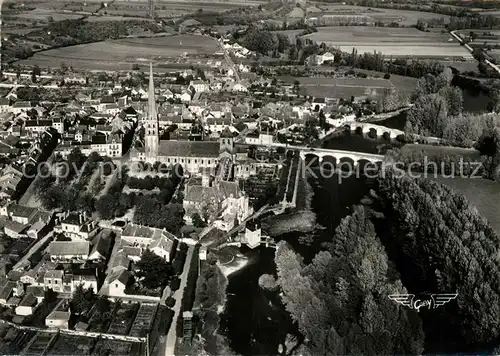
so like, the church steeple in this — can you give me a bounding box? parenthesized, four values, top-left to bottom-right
(144, 62, 158, 161)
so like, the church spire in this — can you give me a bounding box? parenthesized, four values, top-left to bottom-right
(145, 62, 159, 162)
(148, 62, 156, 120)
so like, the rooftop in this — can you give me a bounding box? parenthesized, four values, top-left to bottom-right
(158, 140, 219, 158)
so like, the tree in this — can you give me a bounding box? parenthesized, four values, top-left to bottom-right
(488, 89, 500, 112)
(438, 85, 463, 117)
(191, 212, 207, 228)
(376, 169, 500, 351)
(71, 285, 95, 315)
(293, 80, 300, 93)
(405, 94, 448, 137)
(242, 28, 277, 55)
(274, 206, 425, 355)
(136, 249, 174, 289)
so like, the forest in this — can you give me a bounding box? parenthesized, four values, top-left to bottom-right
(275, 169, 500, 354)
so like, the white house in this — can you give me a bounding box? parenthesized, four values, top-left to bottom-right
(46, 310, 70, 329)
(190, 80, 209, 93)
(15, 293, 38, 316)
(48, 241, 90, 263)
(106, 268, 131, 298)
(231, 83, 248, 93)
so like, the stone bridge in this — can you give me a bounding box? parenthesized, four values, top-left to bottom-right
(347, 122, 404, 139)
(298, 148, 384, 165)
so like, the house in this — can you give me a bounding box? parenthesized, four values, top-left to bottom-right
(46, 305, 70, 329)
(71, 274, 98, 293)
(15, 293, 38, 316)
(88, 229, 114, 262)
(190, 80, 209, 93)
(4, 220, 28, 239)
(10, 101, 32, 115)
(60, 212, 96, 240)
(48, 241, 90, 263)
(121, 224, 176, 261)
(149, 234, 175, 261)
(312, 97, 327, 111)
(0, 98, 9, 113)
(231, 83, 248, 93)
(43, 270, 64, 292)
(26, 286, 45, 304)
(244, 221, 261, 248)
(0, 280, 16, 305)
(106, 268, 132, 298)
(179, 92, 192, 103)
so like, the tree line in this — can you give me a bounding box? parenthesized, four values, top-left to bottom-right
(275, 168, 500, 354)
(372, 169, 500, 353)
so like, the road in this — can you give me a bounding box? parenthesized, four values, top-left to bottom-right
(449, 30, 500, 75)
(12, 231, 54, 271)
(164, 245, 194, 356)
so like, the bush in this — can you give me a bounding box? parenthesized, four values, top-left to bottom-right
(384, 73, 391, 79)
(166, 297, 175, 308)
(258, 274, 279, 292)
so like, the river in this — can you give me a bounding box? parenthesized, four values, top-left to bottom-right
(375, 84, 491, 131)
(218, 169, 373, 355)
(218, 131, 500, 355)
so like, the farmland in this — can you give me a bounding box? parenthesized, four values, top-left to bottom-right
(312, 4, 451, 26)
(280, 76, 395, 99)
(302, 27, 473, 59)
(18, 34, 220, 71)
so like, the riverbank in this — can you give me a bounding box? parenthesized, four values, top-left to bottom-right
(261, 171, 321, 237)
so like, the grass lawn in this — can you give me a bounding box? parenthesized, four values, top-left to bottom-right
(431, 177, 500, 235)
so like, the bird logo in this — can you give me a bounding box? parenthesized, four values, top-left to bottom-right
(388, 293, 458, 312)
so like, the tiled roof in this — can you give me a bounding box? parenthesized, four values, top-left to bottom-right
(158, 140, 219, 158)
(49, 241, 90, 256)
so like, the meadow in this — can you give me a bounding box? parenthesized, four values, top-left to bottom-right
(302, 27, 473, 59)
(18, 34, 219, 70)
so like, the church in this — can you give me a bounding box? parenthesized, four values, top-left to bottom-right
(130, 64, 222, 174)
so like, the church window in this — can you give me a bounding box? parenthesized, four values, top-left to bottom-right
(188, 160, 191, 164)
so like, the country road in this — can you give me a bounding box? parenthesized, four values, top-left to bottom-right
(449, 30, 500, 75)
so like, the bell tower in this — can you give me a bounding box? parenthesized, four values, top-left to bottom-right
(145, 62, 158, 162)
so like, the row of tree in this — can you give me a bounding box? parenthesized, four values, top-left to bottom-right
(373, 169, 500, 353)
(275, 205, 425, 355)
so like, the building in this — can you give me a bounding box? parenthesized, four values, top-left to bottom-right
(15, 293, 38, 316)
(60, 212, 96, 240)
(106, 268, 132, 298)
(46, 301, 70, 329)
(183, 172, 253, 230)
(121, 224, 176, 261)
(48, 241, 90, 263)
(189, 80, 210, 93)
(130, 64, 220, 174)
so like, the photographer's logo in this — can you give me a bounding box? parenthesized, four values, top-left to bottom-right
(389, 293, 458, 312)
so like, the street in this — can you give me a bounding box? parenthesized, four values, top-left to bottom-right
(164, 245, 194, 356)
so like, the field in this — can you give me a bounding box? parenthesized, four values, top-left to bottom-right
(107, 303, 139, 335)
(280, 76, 395, 99)
(432, 177, 500, 235)
(302, 27, 472, 59)
(18, 34, 219, 71)
(92, 339, 143, 356)
(312, 4, 451, 26)
(46, 334, 96, 355)
(23, 332, 56, 356)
